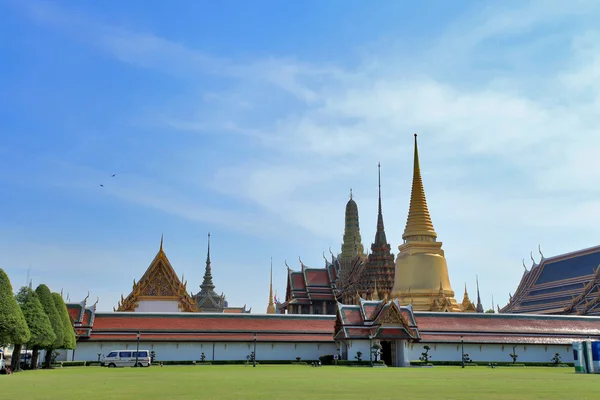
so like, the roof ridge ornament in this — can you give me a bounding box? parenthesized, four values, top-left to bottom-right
(538, 244, 544, 259)
(530, 251, 535, 266)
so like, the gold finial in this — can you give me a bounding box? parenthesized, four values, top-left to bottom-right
(160, 233, 164, 252)
(402, 134, 437, 241)
(267, 257, 276, 314)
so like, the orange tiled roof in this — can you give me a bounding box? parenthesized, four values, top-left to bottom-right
(92, 313, 335, 333)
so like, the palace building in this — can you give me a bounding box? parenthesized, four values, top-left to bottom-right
(115, 234, 250, 314)
(55, 134, 600, 367)
(501, 245, 600, 315)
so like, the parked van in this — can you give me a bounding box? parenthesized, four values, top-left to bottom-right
(103, 350, 151, 368)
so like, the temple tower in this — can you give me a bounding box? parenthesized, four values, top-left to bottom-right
(267, 258, 276, 314)
(193, 233, 228, 312)
(361, 163, 395, 299)
(475, 276, 484, 313)
(337, 190, 366, 294)
(392, 134, 460, 311)
(340, 189, 364, 260)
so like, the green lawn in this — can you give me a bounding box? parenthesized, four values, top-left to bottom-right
(1, 365, 597, 400)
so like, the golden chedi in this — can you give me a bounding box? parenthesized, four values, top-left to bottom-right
(392, 134, 461, 312)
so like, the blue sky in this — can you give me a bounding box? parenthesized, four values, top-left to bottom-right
(2, 0, 600, 312)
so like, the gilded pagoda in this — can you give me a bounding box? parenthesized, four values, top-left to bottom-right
(280, 134, 480, 314)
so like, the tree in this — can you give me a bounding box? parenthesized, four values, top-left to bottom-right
(485, 309, 495, 313)
(15, 287, 56, 370)
(0, 269, 31, 369)
(52, 293, 77, 350)
(509, 345, 518, 364)
(35, 284, 64, 368)
(419, 345, 431, 363)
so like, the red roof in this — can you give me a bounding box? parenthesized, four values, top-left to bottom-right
(89, 333, 333, 342)
(305, 270, 331, 286)
(341, 309, 363, 324)
(92, 313, 335, 334)
(415, 313, 600, 336)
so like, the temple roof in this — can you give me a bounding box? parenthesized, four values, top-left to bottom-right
(81, 312, 335, 342)
(501, 245, 600, 315)
(282, 256, 339, 306)
(116, 237, 198, 312)
(334, 298, 420, 340)
(414, 311, 600, 344)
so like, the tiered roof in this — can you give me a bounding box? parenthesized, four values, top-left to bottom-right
(501, 245, 600, 315)
(66, 293, 98, 339)
(282, 256, 339, 307)
(334, 298, 420, 341)
(115, 236, 198, 312)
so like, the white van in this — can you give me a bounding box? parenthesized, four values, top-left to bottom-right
(103, 350, 151, 368)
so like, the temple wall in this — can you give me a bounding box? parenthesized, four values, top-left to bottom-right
(136, 300, 181, 312)
(407, 342, 574, 363)
(343, 340, 372, 362)
(70, 341, 337, 362)
(61, 340, 574, 364)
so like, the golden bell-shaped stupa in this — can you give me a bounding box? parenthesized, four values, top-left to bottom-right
(391, 134, 460, 312)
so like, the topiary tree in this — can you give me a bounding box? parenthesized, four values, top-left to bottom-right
(551, 353, 562, 365)
(354, 351, 363, 362)
(509, 345, 518, 364)
(35, 285, 64, 369)
(419, 345, 431, 363)
(15, 287, 56, 371)
(52, 293, 77, 351)
(0, 269, 31, 370)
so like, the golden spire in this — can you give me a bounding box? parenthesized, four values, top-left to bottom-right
(402, 134, 437, 241)
(462, 283, 470, 302)
(373, 280, 379, 300)
(267, 257, 276, 314)
(160, 233, 164, 252)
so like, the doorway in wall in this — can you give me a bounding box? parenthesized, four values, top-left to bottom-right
(381, 341, 392, 366)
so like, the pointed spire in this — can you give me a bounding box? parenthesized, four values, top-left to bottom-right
(491, 295, 495, 313)
(341, 188, 364, 259)
(267, 257, 276, 314)
(402, 134, 437, 241)
(373, 280, 379, 300)
(160, 233, 164, 252)
(374, 162, 388, 246)
(476, 275, 484, 313)
(200, 232, 215, 292)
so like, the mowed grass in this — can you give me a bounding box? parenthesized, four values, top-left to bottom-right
(1, 365, 597, 400)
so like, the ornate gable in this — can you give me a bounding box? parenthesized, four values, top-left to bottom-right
(116, 238, 198, 312)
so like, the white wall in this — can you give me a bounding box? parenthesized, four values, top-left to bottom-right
(343, 340, 372, 362)
(64, 340, 573, 364)
(71, 341, 337, 362)
(407, 342, 574, 363)
(136, 300, 181, 312)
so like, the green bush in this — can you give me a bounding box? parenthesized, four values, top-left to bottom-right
(409, 360, 574, 367)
